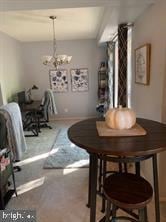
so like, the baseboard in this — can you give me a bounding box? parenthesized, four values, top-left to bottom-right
(49, 116, 97, 121)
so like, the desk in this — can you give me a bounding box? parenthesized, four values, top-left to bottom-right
(21, 100, 41, 112)
(21, 100, 41, 136)
(68, 118, 166, 222)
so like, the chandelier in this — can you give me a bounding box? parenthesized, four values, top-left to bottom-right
(42, 16, 72, 69)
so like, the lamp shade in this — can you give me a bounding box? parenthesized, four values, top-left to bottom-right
(32, 85, 38, 90)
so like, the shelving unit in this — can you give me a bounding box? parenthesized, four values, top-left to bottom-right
(96, 62, 108, 115)
(0, 149, 17, 209)
(0, 112, 17, 209)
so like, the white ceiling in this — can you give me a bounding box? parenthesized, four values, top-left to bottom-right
(0, 0, 156, 43)
(0, 7, 104, 42)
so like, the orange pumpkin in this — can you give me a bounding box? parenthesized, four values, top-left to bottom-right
(105, 106, 136, 130)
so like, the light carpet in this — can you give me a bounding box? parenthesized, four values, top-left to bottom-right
(7, 120, 165, 222)
(7, 120, 104, 222)
(43, 128, 89, 169)
(24, 126, 58, 159)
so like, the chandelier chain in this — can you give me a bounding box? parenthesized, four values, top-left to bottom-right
(52, 18, 57, 58)
(42, 15, 72, 69)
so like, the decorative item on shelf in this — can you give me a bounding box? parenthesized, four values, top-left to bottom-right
(100, 61, 107, 71)
(96, 61, 108, 116)
(42, 16, 72, 70)
(26, 85, 39, 103)
(105, 105, 136, 130)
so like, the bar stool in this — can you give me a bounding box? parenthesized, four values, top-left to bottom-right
(103, 173, 153, 222)
(98, 156, 131, 213)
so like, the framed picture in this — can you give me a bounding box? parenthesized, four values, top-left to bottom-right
(135, 44, 151, 85)
(49, 69, 68, 92)
(70, 68, 89, 92)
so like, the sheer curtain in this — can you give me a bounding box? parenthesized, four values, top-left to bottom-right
(107, 41, 115, 108)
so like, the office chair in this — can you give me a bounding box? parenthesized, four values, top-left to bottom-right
(36, 91, 52, 130)
(24, 89, 56, 133)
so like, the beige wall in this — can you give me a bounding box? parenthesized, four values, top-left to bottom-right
(0, 32, 106, 118)
(132, 0, 166, 200)
(0, 31, 24, 104)
(22, 39, 106, 118)
(132, 0, 166, 121)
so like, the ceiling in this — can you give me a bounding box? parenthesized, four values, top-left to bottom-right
(0, 7, 104, 42)
(0, 0, 156, 43)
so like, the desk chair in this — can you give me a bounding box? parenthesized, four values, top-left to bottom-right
(25, 91, 52, 131)
(36, 92, 52, 130)
(24, 89, 57, 132)
(37, 89, 57, 129)
(21, 101, 41, 137)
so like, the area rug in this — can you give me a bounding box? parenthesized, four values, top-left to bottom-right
(43, 128, 89, 169)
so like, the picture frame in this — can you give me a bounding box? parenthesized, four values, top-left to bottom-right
(70, 68, 89, 92)
(135, 44, 151, 85)
(49, 69, 68, 92)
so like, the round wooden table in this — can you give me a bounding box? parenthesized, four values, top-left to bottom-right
(68, 118, 166, 222)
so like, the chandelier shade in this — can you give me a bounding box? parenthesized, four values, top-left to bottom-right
(42, 16, 72, 69)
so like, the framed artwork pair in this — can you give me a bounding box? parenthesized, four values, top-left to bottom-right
(49, 68, 89, 92)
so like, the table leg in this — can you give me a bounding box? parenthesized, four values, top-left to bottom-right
(34, 111, 39, 136)
(101, 159, 106, 213)
(90, 153, 98, 222)
(87, 153, 92, 208)
(152, 154, 160, 222)
(135, 162, 140, 176)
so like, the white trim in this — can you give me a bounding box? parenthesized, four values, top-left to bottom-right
(127, 27, 132, 108)
(49, 116, 97, 121)
(0, 83, 4, 106)
(114, 40, 119, 107)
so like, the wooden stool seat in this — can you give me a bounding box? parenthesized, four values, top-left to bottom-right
(104, 173, 153, 210)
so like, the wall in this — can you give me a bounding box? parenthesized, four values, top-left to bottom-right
(131, 0, 166, 200)
(22, 39, 106, 118)
(0, 31, 24, 104)
(0, 83, 4, 106)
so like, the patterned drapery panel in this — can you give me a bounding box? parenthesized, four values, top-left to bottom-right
(118, 24, 128, 107)
(107, 41, 115, 108)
